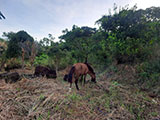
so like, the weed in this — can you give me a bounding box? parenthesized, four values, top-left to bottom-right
(55, 104, 59, 111)
(67, 92, 82, 101)
(39, 94, 45, 101)
(16, 88, 21, 92)
(104, 98, 111, 112)
(150, 111, 159, 117)
(109, 65, 118, 72)
(37, 115, 43, 120)
(47, 111, 50, 120)
(112, 81, 120, 86)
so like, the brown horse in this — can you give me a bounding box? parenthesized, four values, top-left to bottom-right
(68, 63, 96, 90)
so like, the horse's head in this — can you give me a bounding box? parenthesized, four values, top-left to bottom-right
(91, 72, 96, 83)
(85, 63, 96, 83)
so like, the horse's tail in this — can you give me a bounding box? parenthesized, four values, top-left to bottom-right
(68, 66, 75, 83)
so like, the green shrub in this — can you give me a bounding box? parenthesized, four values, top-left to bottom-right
(5, 58, 22, 71)
(137, 60, 160, 88)
(106, 33, 153, 63)
(34, 53, 49, 66)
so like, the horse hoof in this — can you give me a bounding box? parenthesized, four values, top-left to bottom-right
(69, 88, 72, 92)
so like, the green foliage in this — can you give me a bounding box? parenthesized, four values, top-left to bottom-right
(106, 34, 152, 63)
(150, 111, 159, 117)
(4, 31, 34, 58)
(67, 92, 82, 101)
(58, 6, 160, 68)
(1, 5, 160, 92)
(0, 38, 7, 60)
(60, 25, 97, 62)
(48, 42, 66, 71)
(2, 6, 160, 72)
(34, 53, 49, 66)
(39, 94, 45, 100)
(1, 5, 160, 119)
(137, 60, 160, 88)
(96, 6, 160, 63)
(5, 58, 22, 70)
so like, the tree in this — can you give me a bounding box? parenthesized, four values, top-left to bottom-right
(37, 34, 55, 56)
(4, 31, 34, 58)
(48, 42, 65, 73)
(59, 25, 96, 62)
(0, 38, 7, 71)
(96, 5, 160, 63)
(29, 42, 37, 67)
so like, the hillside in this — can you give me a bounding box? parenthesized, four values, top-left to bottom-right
(1, 4, 160, 120)
(0, 67, 159, 120)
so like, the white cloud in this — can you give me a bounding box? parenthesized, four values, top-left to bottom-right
(129, 0, 160, 9)
(0, 0, 160, 41)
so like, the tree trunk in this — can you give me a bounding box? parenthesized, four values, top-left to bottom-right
(0, 59, 6, 71)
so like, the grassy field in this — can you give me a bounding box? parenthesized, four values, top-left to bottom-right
(0, 67, 159, 120)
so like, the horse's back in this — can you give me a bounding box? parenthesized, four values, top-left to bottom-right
(73, 63, 88, 75)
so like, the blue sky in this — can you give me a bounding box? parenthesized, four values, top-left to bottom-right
(0, 0, 160, 41)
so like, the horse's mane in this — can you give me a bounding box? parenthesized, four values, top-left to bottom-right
(84, 63, 95, 74)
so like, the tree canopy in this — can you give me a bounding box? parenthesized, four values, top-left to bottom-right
(4, 31, 34, 58)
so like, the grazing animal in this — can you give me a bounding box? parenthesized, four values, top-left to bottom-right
(46, 69, 57, 78)
(34, 66, 57, 79)
(64, 74, 84, 82)
(67, 63, 96, 90)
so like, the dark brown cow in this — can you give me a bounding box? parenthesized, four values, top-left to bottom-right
(34, 66, 57, 79)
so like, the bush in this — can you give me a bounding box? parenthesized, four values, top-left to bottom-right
(137, 60, 160, 89)
(5, 58, 22, 71)
(106, 33, 153, 64)
(34, 54, 49, 66)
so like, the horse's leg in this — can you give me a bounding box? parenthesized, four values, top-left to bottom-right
(69, 82, 72, 92)
(80, 75, 83, 85)
(75, 79, 79, 90)
(70, 82, 72, 88)
(84, 75, 86, 86)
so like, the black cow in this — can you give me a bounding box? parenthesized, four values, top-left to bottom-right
(34, 66, 57, 79)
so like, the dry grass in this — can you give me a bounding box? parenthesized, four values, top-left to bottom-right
(0, 68, 159, 120)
